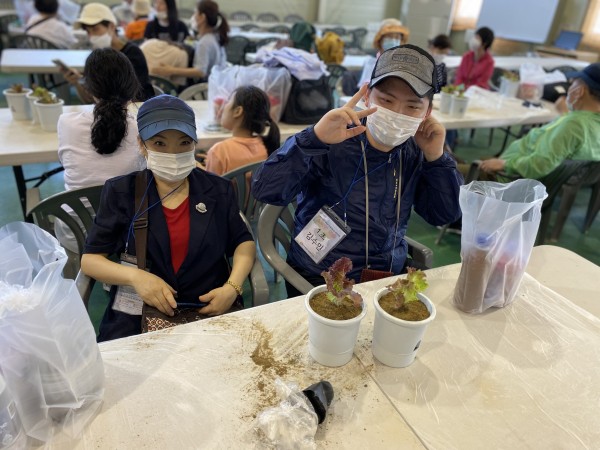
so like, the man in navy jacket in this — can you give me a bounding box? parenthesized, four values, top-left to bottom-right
(253, 45, 462, 294)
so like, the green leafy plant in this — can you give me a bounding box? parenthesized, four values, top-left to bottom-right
(8, 83, 25, 93)
(502, 70, 519, 82)
(441, 84, 456, 94)
(36, 88, 60, 104)
(32, 86, 47, 97)
(320, 257, 363, 308)
(385, 268, 428, 309)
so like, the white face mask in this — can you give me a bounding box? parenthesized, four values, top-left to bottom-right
(155, 11, 168, 20)
(468, 36, 481, 51)
(146, 148, 196, 182)
(89, 33, 112, 49)
(381, 37, 401, 51)
(366, 105, 423, 148)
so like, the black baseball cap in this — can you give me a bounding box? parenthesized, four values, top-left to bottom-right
(369, 44, 439, 97)
(566, 62, 600, 91)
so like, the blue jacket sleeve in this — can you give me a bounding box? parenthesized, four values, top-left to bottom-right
(252, 126, 330, 205)
(413, 152, 463, 225)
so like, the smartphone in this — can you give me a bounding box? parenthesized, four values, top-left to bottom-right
(51, 59, 70, 72)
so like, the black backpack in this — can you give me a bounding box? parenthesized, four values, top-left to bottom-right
(282, 75, 333, 125)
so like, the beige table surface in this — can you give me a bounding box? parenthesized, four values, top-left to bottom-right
(48, 246, 599, 449)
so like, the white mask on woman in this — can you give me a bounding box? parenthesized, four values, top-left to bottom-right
(89, 33, 112, 49)
(155, 11, 168, 20)
(146, 148, 196, 182)
(468, 36, 481, 51)
(381, 37, 402, 51)
(366, 106, 423, 148)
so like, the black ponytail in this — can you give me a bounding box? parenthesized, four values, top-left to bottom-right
(83, 48, 140, 155)
(197, 0, 229, 46)
(233, 85, 281, 155)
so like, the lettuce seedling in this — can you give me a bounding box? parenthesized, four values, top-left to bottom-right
(386, 268, 428, 309)
(320, 257, 363, 308)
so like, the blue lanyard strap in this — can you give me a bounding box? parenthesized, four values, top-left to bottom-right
(332, 138, 398, 223)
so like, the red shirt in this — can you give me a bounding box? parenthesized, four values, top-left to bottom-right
(455, 50, 495, 89)
(162, 197, 190, 273)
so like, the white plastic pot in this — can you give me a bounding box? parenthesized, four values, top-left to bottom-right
(26, 92, 41, 124)
(3, 88, 33, 121)
(34, 99, 64, 132)
(439, 92, 453, 114)
(305, 285, 367, 367)
(372, 289, 436, 368)
(450, 96, 469, 118)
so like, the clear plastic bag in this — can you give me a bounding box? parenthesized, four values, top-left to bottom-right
(0, 222, 104, 443)
(207, 65, 292, 127)
(453, 180, 548, 314)
(518, 63, 546, 102)
(252, 379, 322, 450)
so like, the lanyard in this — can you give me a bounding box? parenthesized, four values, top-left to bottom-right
(331, 136, 395, 225)
(360, 141, 403, 272)
(125, 174, 185, 254)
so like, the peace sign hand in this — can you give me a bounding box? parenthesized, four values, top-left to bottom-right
(313, 84, 378, 145)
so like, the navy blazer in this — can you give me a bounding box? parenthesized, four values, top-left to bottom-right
(85, 168, 253, 341)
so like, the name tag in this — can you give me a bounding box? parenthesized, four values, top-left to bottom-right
(295, 206, 350, 264)
(112, 255, 143, 316)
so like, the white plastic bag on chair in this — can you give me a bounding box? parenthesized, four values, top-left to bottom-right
(453, 180, 547, 314)
(207, 65, 291, 127)
(0, 222, 104, 443)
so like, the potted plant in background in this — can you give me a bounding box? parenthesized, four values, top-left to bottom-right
(372, 268, 436, 367)
(450, 84, 469, 118)
(3, 83, 33, 121)
(499, 71, 520, 98)
(439, 84, 456, 114)
(305, 257, 367, 367)
(34, 89, 64, 132)
(26, 86, 51, 125)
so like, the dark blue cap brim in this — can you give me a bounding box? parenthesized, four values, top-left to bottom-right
(565, 70, 600, 92)
(138, 119, 197, 142)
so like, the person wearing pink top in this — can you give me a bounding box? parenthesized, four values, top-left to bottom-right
(205, 86, 281, 175)
(455, 26, 495, 89)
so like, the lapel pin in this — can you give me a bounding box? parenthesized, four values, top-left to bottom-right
(196, 202, 207, 213)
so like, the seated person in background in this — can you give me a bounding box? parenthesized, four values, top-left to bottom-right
(141, 38, 189, 86)
(81, 94, 256, 341)
(316, 31, 345, 65)
(455, 26, 495, 89)
(428, 34, 452, 61)
(112, 0, 134, 26)
(289, 21, 316, 52)
(151, 0, 227, 83)
(252, 45, 462, 296)
(124, 0, 150, 40)
(56, 48, 146, 257)
(62, 3, 155, 102)
(25, 0, 77, 48)
(144, 0, 189, 43)
(475, 62, 600, 180)
(353, 18, 411, 92)
(372, 18, 410, 55)
(205, 86, 280, 175)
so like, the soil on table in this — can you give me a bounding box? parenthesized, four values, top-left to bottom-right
(309, 291, 362, 320)
(378, 292, 430, 321)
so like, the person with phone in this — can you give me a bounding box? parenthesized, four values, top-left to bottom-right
(60, 3, 154, 103)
